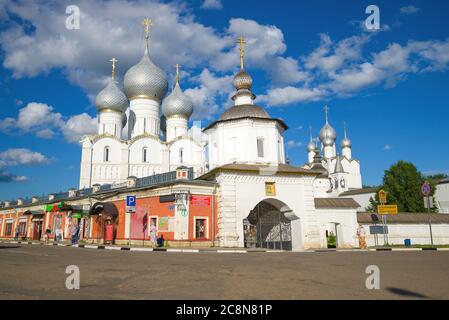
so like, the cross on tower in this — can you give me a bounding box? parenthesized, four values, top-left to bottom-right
(175, 63, 180, 84)
(143, 18, 153, 49)
(324, 105, 330, 125)
(237, 35, 246, 70)
(109, 57, 118, 80)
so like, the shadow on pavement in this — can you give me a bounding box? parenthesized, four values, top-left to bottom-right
(0, 246, 21, 249)
(387, 287, 429, 299)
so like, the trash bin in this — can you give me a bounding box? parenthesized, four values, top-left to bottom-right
(404, 239, 411, 247)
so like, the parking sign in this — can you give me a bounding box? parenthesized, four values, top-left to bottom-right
(126, 196, 136, 214)
(126, 196, 136, 207)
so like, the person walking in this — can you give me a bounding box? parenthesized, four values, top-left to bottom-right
(357, 224, 367, 249)
(14, 226, 19, 241)
(149, 221, 157, 247)
(71, 224, 79, 245)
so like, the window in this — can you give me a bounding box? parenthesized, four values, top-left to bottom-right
(179, 148, 184, 163)
(195, 219, 207, 239)
(5, 223, 13, 236)
(104, 146, 110, 162)
(142, 147, 148, 163)
(19, 221, 26, 236)
(257, 138, 264, 158)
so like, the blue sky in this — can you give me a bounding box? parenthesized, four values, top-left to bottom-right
(0, 0, 449, 200)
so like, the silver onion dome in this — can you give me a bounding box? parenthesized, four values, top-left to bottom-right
(161, 82, 194, 119)
(95, 80, 128, 113)
(307, 140, 317, 152)
(341, 137, 352, 148)
(319, 124, 337, 146)
(124, 50, 168, 102)
(234, 69, 253, 90)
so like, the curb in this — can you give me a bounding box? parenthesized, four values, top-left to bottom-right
(2, 241, 449, 253)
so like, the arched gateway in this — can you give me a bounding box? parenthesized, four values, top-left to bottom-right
(243, 199, 298, 251)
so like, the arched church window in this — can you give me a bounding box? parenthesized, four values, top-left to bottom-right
(257, 138, 264, 158)
(104, 146, 110, 162)
(143, 147, 148, 163)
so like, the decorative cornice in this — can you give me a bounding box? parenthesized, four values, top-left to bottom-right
(129, 95, 159, 102)
(128, 133, 161, 146)
(90, 133, 124, 144)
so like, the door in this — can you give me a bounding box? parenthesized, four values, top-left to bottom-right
(33, 221, 43, 240)
(195, 219, 206, 239)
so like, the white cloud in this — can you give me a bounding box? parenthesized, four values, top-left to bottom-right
(0, 148, 50, 166)
(0, 148, 50, 183)
(259, 86, 326, 106)
(0, 102, 98, 143)
(184, 69, 234, 120)
(201, 0, 223, 10)
(400, 6, 421, 15)
(63, 113, 98, 143)
(383, 144, 392, 151)
(286, 140, 303, 149)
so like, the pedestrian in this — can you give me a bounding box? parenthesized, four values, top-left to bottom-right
(71, 224, 79, 245)
(149, 221, 157, 247)
(156, 234, 165, 248)
(357, 224, 367, 249)
(44, 226, 51, 244)
(14, 226, 19, 241)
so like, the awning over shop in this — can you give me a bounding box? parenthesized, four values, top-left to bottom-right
(23, 210, 44, 216)
(89, 202, 118, 217)
(44, 202, 89, 216)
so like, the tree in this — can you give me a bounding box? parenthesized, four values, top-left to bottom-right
(426, 173, 448, 185)
(370, 161, 437, 213)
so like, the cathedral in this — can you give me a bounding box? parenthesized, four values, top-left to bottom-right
(79, 22, 362, 194)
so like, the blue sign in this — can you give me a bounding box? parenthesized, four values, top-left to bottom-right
(126, 196, 136, 207)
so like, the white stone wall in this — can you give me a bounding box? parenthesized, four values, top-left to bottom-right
(80, 133, 206, 188)
(316, 208, 359, 248)
(206, 119, 285, 170)
(360, 222, 449, 246)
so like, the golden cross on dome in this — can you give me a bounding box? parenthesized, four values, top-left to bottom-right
(344, 121, 348, 139)
(109, 57, 118, 80)
(175, 64, 180, 84)
(237, 35, 246, 70)
(143, 18, 153, 49)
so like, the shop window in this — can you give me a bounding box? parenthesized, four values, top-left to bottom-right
(5, 223, 13, 236)
(195, 218, 207, 239)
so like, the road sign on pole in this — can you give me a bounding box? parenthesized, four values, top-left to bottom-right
(377, 205, 398, 214)
(126, 195, 136, 214)
(421, 182, 434, 246)
(421, 181, 431, 197)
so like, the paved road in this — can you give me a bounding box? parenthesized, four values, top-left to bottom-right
(0, 244, 448, 299)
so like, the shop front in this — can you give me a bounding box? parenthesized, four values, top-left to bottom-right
(23, 210, 45, 241)
(89, 202, 119, 244)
